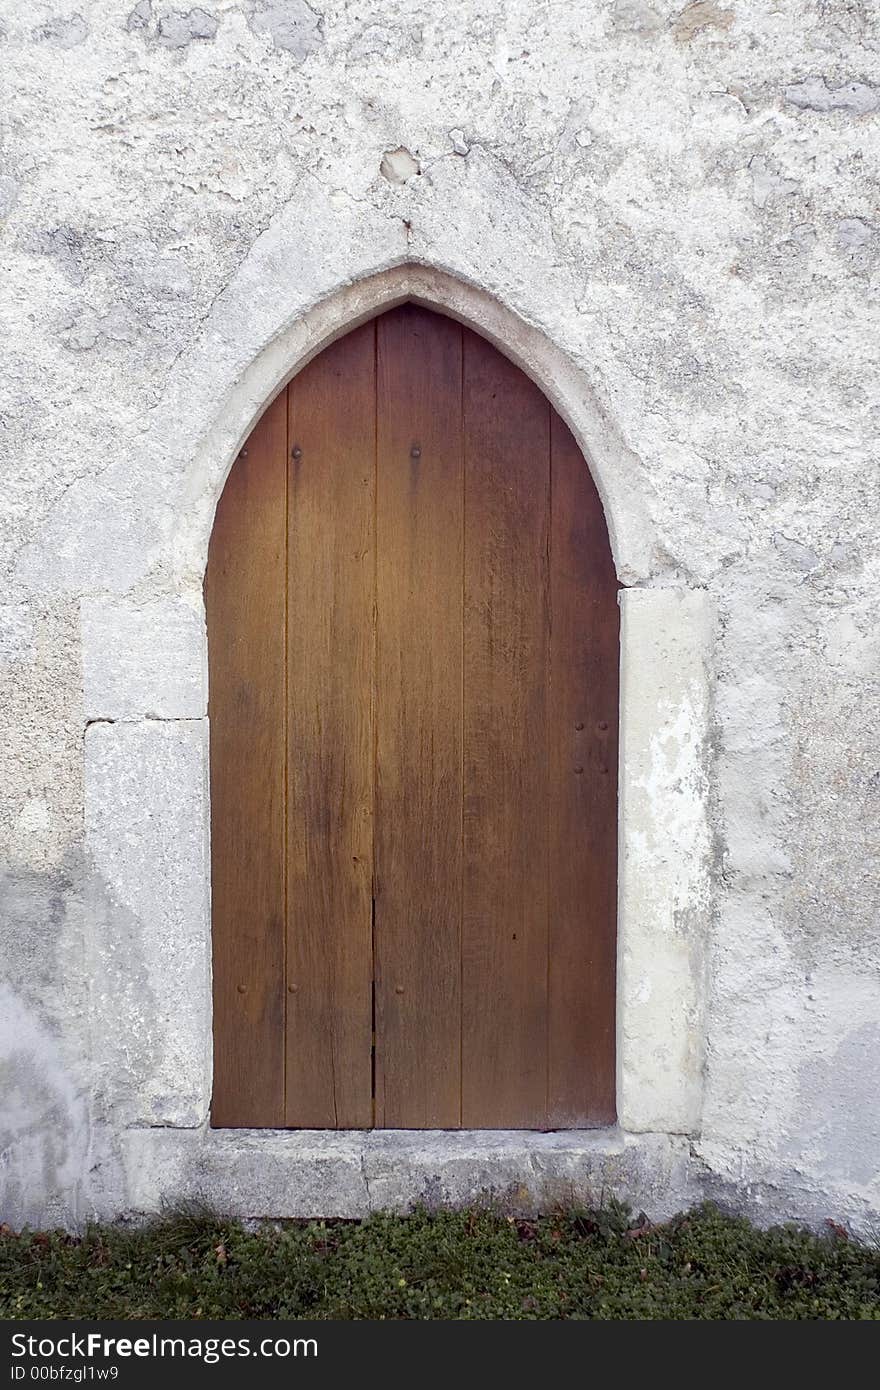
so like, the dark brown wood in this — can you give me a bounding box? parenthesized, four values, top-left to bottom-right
(207, 389, 287, 1127)
(547, 411, 619, 1126)
(285, 322, 376, 1127)
(208, 305, 619, 1131)
(460, 328, 552, 1128)
(374, 305, 463, 1127)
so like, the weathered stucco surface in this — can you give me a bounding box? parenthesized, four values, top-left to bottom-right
(1, 1, 878, 1232)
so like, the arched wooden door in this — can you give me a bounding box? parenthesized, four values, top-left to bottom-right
(206, 304, 618, 1130)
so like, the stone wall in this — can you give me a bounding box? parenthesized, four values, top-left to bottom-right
(1, 0, 877, 1233)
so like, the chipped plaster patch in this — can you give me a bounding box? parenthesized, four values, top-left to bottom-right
(785, 77, 880, 115)
(672, 1, 734, 42)
(380, 147, 421, 183)
(246, 0, 324, 59)
(156, 8, 218, 48)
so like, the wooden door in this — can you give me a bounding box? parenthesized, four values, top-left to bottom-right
(207, 304, 619, 1130)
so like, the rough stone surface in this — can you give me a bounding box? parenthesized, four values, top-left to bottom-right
(126, 1, 152, 32)
(31, 13, 89, 49)
(0, 0, 878, 1235)
(247, 0, 324, 59)
(156, 9, 218, 48)
(672, 2, 734, 43)
(784, 76, 880, 115)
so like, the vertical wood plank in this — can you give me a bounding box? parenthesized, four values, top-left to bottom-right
(547, 411, 619, 1126)
(285, 322, 376, 1128)
(461, 329, 551, 1128)
(207, 306, 618, 1133)
(373, 305, 464, 1128)
(207, 390, 287, 1127)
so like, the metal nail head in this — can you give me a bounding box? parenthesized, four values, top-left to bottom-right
(410, 445, 421, 459)
(292, 445, 302, 460)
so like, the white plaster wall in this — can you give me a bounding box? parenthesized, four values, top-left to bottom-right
(1, 0, 878, 1232)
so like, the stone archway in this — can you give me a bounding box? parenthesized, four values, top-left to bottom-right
(77, 171, 714, 1215)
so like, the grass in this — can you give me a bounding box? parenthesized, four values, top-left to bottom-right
(1, 1202, 877, 1320)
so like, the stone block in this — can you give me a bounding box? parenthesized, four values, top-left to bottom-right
(84, 719, 211, 1127)
(81, 596, 206, 721)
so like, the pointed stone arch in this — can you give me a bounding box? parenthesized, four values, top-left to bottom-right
(79, 169, 715, 1215)
(177, 262, 655, 592)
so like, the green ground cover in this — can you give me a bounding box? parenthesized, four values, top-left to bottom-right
(1, 1202, 877, 1320)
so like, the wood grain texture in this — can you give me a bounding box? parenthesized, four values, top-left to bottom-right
(285, 321, 376, 1128)
(207, 306, 619, 1131)
(374, 305, 464, 1127)
(207, 389, 287, 1127)
(547, 411, 619, 1126)
(461, 327, 552, 1128)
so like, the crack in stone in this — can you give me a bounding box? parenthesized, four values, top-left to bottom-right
(85, 715, 205, 727)
(360, 1144, 374, 1213)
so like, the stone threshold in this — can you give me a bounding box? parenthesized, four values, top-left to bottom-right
(122, 1125, 696, 1221)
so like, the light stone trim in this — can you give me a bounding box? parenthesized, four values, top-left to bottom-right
(617, 589, 715, 1134)
(170, 260, 656, 593)
(81, 596, 207, 721)
(84, 719, 211, 1128)
(77, 247, 715, 1213)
